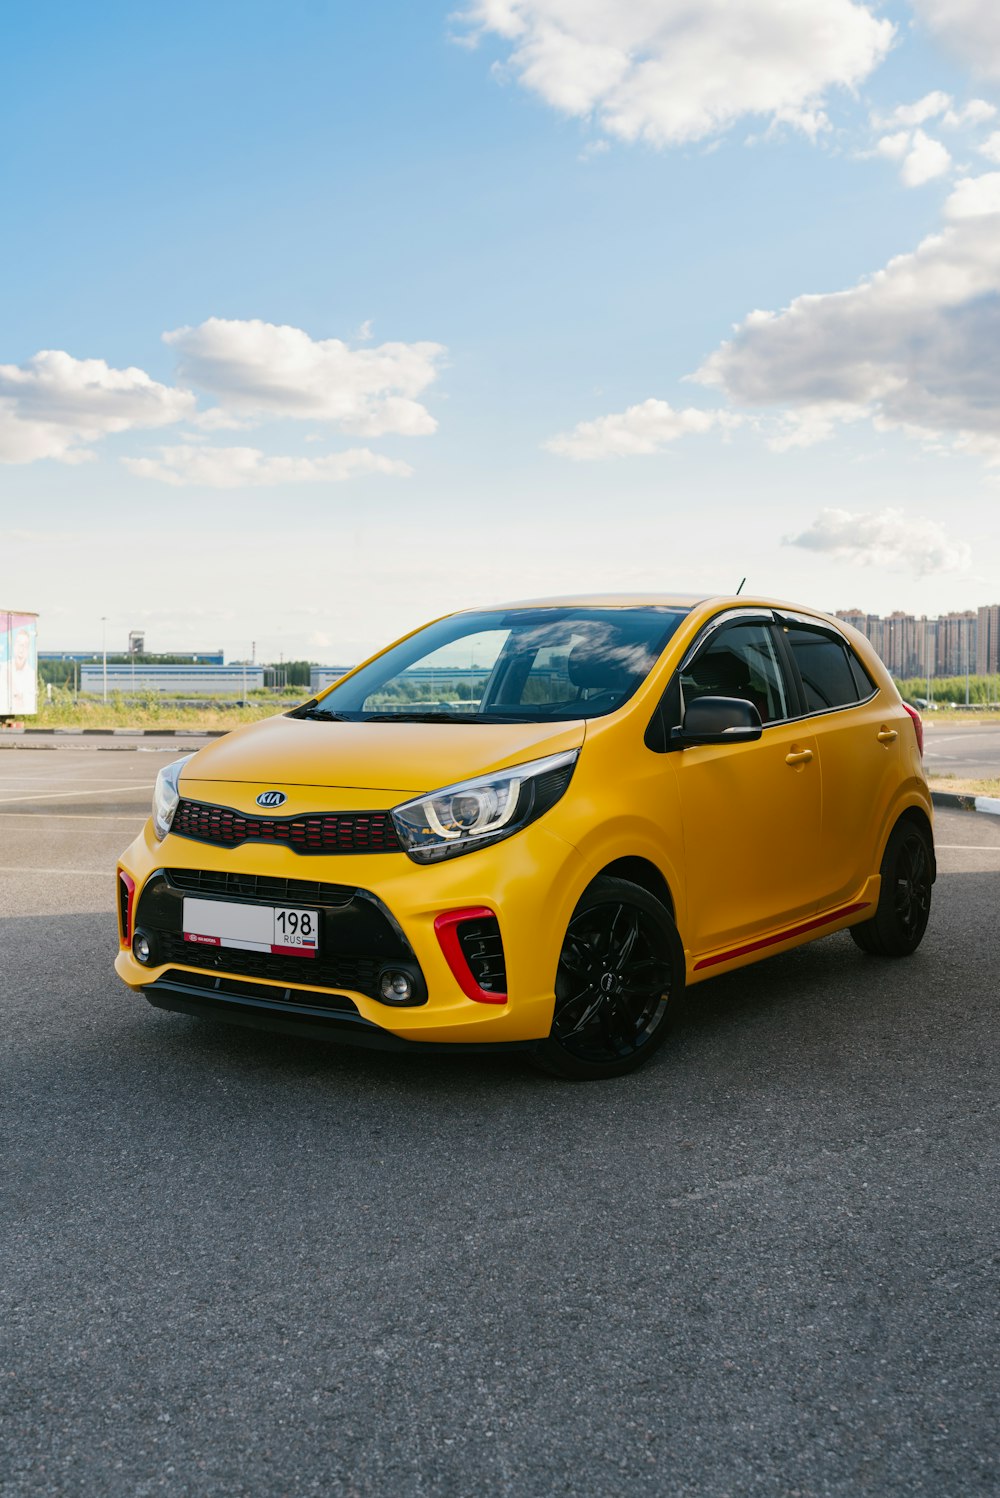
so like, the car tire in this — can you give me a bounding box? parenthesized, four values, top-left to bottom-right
(533, 876, 683, 1080)
(850, 818, 933, 958)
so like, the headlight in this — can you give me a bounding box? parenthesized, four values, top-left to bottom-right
(391, 749, 578, 863)
(151, 754, 195, 841)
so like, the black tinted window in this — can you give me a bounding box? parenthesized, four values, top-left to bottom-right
(682, 621, 791, 724)
(782, 626, 863, 712)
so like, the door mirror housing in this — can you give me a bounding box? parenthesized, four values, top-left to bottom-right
(672, 695, 763, 747)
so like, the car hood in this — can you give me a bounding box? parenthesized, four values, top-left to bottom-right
(181, 713, 587, 795)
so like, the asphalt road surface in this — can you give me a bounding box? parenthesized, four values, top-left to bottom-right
(1, 747, 997, 1497)
(922, 721, 1000, 780)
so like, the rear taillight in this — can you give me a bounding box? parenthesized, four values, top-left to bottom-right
(902, 702, 924, 756)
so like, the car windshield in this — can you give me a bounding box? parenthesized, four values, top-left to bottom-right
(296, 607, 689, 723)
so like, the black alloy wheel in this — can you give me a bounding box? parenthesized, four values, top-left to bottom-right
(535, 876, 683, 1079)
(850, 818, 934, 957)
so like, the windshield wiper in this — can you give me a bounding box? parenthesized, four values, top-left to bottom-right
(362, 711, 488, 723)
(289, 702, 354, 721)
(362, 711, 538, 724)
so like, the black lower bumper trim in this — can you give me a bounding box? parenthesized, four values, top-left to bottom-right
(141, 977, 531, 1055)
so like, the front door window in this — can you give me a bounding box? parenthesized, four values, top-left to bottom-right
(681, 621, 789, 724)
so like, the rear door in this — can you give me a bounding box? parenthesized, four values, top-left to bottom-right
(774, 614, 901, 910)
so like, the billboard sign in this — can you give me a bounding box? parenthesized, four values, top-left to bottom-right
(1, 612, 39, 716)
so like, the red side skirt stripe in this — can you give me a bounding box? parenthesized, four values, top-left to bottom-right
(694, 901, 871, 972)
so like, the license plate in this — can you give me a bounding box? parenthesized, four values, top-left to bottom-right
(181, 898, 319, 957)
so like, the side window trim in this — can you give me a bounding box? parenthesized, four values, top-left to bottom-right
(675, 608, 776, 674)
(769, 620, 807, 718)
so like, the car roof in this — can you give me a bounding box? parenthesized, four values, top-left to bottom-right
(472, 592, 837, 617)
(477, 593, 716, 611)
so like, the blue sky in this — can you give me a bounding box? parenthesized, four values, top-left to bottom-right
(2, 0, 999, 662)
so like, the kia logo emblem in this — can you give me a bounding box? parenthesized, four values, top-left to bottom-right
(256, 790, 287, 808)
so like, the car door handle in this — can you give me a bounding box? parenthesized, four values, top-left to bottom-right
(877, 728, 898, 744)
(785, 748, 813, 766)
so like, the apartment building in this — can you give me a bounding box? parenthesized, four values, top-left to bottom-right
(835, 605, 1000, 677)
(936, 612, 977, 676)
(979, 604, 1000, 675)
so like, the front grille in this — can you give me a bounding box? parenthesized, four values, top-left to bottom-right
(157, 935, 382, 994)
(171, 799, 402, 855)
(166, 868, 354, 907)
(159, 969, 358, 1015)
(135, 871, 426, 1005)
(457, 914, 507, 996)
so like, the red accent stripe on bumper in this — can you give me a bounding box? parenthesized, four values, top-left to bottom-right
(694, 901, 871, 972)
(434, 907, 507, 1005)
(118, 869, 136, 946)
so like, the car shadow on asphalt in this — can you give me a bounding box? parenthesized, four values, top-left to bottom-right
(2, 862, 992, 1098)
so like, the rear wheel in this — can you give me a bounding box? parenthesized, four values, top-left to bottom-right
(534, 876, 683, 1080)
(850, 818, 933, 957)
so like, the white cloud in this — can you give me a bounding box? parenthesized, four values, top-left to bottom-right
(883, 90, 953, 127)
(0, 350, 195, 464)
(874, 125, 954, 189)
(123, 444, 413, 488)
(873, 92, 995, 131)
(945, 170, 1000, 215)
(943, 98, 996, 127)
(876, 130, 911, 161)
(163, 318, 445, 436)
(458, 0, 894, 147)
(787, 507, 972, 575)
(900, 129, 952, 186)
(694, 173, 1000, 467)
(913, 0, 1000, 81)
(545, 398, 735, 459)
(188, 406, 252, 432)
(980, 129, 1000, 161)
(578, 138, 610, 162)
(868, 93, 994, 185)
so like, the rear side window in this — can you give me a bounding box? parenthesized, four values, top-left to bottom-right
(781, 625, 870, 712)
(847, 649, 875, 699)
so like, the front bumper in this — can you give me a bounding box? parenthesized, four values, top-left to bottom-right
(141, 972, 532, 1053)
(115, 812, 585, 1046)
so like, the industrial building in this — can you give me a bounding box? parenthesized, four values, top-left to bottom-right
(80, 664, 263, 695)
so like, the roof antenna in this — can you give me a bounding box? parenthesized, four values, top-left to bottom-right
(736, 577, 746, 595)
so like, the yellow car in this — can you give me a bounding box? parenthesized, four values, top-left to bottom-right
(115, 594, 934, 1079)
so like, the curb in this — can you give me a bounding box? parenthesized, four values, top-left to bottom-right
(1, 727, 228, 738)
(931, 790, 1000, 817)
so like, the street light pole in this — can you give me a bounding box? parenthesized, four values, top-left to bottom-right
(102, 617, 108, 703)
(965, 625, 970, 707)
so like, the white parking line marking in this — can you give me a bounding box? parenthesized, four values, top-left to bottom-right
(0, 783, 153, 805)
(0, 812, 145, 821)
(936, 844, 1000, 851)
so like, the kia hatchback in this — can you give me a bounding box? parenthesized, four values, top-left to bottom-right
(115, 595, 934, 1078)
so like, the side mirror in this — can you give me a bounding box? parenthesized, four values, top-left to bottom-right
(672, 695, 763, 747)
